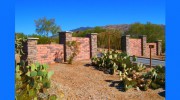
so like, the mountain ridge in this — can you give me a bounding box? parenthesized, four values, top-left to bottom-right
(70, 24, 165, 32)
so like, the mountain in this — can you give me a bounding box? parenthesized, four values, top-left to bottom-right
(70, 24, 131, 32)
(71, 27, 94, 32)
(70, 24, 165, 32)
(101, 24, 130, 31)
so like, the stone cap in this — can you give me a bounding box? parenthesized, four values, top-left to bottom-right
(28, 38, 39, 40)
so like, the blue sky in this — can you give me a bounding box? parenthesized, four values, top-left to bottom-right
(15, 0, 165, 35)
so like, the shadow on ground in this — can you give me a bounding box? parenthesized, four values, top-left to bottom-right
(84, 63, 115, 75)
(158, 91, 165, 97)
(105, 80, 125, 92)
(84, 63, 91, 67)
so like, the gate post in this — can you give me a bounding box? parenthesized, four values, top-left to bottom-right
(59, 31, 72, 62)
(139, 35, 147, 56)
(87, 33, 97, 58)
(121, 35, 130, 55)
(27, 38, 39, 65)
(156, 40, 162, 56)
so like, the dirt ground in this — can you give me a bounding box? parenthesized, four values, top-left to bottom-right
(48, 60, 165, 100)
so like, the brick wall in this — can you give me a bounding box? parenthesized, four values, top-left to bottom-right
(72, 37, 90, 61)
(36, 44, 64, 64)
(24, 32, 97, 65)
(59, 32, 97, 62)
(145, 43, 157, 57)
(121, 35, 162, 57)
(129, 39, 142, 56)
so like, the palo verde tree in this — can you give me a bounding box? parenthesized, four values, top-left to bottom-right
(34, 17, 61, 37)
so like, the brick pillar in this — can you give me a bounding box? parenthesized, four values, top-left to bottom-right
(87, 33, 97, 58)
(27, 38, 39, 65)
(121, 35, 130, 55)
(140, 35, 147, 56)
(156, 40, 162, 56)
(59, 31, 72, 62)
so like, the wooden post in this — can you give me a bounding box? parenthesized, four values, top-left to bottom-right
(149, 45, 154, 67)
(150, 47, 152, 67)
(108, 32, 110, 52)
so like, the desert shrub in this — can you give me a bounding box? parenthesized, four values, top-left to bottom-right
(51, 37, 59, 44)
(66, 41, 80, 64)
(15, 34, 27, 65)
(28, 34, 51, 44)
(15, 34, 27, 55)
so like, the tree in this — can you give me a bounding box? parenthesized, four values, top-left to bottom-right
(34, 17, 61, 37)
(15, 33, 27, 39)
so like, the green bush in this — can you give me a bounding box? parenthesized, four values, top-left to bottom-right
(28, 34, 51, 44)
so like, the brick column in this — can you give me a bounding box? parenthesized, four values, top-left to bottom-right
(27, 38, 39, 65)
(121, 35, 130, 55)
(156, 40, 162, 56)
(59, 31, 72, 62)
(139, 35, 147, 56)
(87, 33, 97, 58)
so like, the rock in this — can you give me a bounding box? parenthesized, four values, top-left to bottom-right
(136, 87, 140, 91)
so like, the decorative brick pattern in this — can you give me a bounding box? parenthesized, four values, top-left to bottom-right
(72, 37, 90, 60)
(36, 44, 64, 64)
(129, 39, 141, 56)
(59, 32, 97, 61)
(145, 43, 157, 57)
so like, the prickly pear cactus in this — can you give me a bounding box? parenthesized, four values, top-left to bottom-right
(91, 50, 165, 92)
(15, 62, 57, 100)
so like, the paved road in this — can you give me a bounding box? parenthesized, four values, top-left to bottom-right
(130, 57, 165, 67)
(97, 53, 165, 66)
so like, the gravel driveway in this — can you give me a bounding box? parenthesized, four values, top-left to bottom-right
(48, 60, 165, 100)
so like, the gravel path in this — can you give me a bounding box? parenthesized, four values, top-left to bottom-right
(48, 60, 165, 100)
